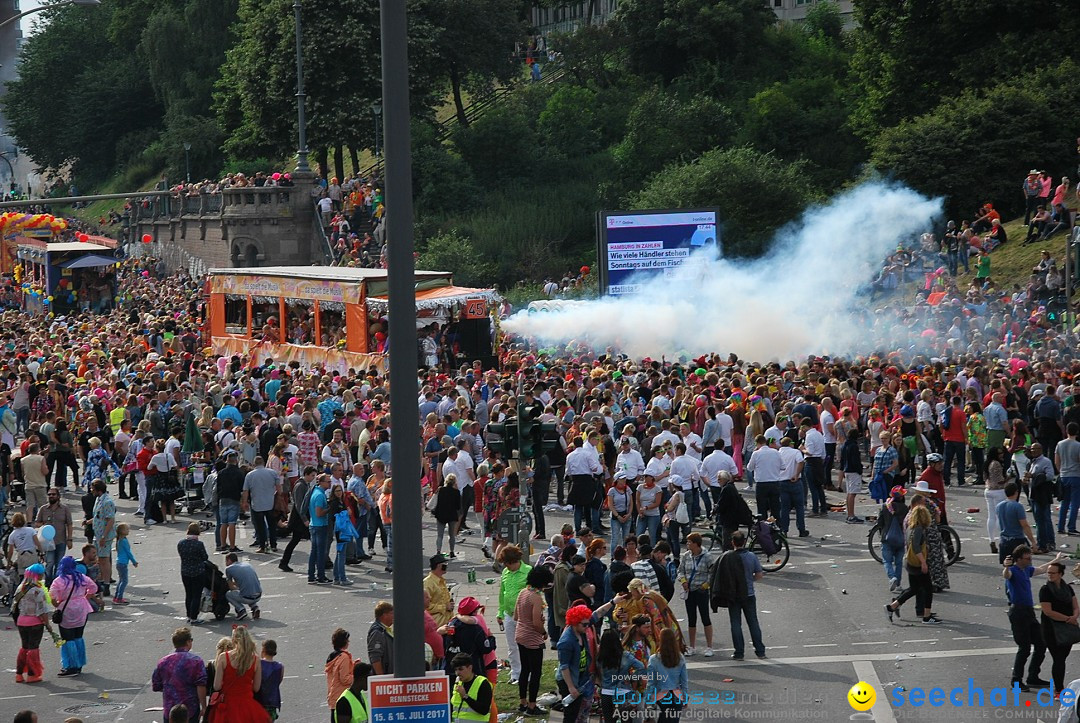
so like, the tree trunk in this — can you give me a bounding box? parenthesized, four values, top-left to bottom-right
(349, 147, 360, 176)
(449, 63, 469, 128)
(334, 145, 345, 182)
(315, 148, 328, 179)
(586, 0, 596, 25)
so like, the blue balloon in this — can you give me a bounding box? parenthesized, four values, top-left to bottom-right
(40, 524, 55, 541)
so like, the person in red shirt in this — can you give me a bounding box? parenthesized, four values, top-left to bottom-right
(918, 453, 948, 525)
(941, 396, 968, 487)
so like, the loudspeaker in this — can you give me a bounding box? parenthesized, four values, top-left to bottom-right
(456, 318, 492, 359)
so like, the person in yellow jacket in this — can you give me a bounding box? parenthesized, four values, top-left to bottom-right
(334, 660, 373, 723)
(450, 653, 493, 723)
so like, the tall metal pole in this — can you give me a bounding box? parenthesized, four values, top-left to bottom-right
(382, 0, 422, 678)
(292, 0, 312, 174)
(183, 143, 192, 184)
(1066, 228, 1073, 342)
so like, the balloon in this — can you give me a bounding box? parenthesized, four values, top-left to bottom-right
(142, 234, 152, 244)
(580, 266, 590, 275)
(272, 172, 281, 180)
(695, 395, 706, 407)
(46, 296, 52, 302)
(40, 524, 55, 542)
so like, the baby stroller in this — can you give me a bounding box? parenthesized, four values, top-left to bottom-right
(0, 563, 18, 608)
(202, 561, 231, 621)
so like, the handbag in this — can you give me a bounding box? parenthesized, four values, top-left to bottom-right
(208, 690, 225, 707)
(1052, 620, 1080, 647)
(426, 488, 440, 512)
(675, 497, 690, 525)
(52, 584, 74, 625)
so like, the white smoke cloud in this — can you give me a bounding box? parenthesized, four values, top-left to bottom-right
(503, 182, 943, 361)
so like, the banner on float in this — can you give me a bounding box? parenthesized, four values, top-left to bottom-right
(209, 274, 362, 304)
(210, 336, 386, 375)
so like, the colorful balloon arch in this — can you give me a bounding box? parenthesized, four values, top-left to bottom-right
(0, 212, 68, 234)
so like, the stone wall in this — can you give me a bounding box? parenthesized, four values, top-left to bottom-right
(130, 170, 326, 272)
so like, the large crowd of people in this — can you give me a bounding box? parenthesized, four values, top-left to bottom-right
(4, 172, 1080, 723)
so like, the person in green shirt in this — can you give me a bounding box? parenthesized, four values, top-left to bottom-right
(334, 660, 372, 723)
(975, 250, 992, 280)
(497, 545, 532, 686)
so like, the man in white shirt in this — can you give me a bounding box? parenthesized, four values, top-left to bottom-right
(565, 436, 603, 532)
(800, 419, 828, 519)
(714, 409, 734, 452)
(698, 446, 739, 518)
(763, 417, 788, 446)
(746, 436, 783, 520)
(679, 422, 704, 461)
(644, 445, 672, 484)
(652, 420, 680, 449)
(777, 438, 808, 538)
(669, 443, 699, 519)
(820, 399, 838, 483)
(440, 446, 475, 531)
(614, 438, 645, 482)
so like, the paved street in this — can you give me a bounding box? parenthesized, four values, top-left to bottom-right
(0, 484, 1069, 722)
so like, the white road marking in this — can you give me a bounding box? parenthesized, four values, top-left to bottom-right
(803, 643, 838, 648)
(903, 639, 938, 644)
(952, 636, 990, 641)
(843, 558, 878, 563)
(851, 641, 888, 646)
(48, 690, 85, 696)
(853, 659, 898, 723)
(685, 646, 1014, 669)
(0, 695, 35, 701)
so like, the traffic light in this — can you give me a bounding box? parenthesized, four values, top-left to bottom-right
(538, 421, 558, 454)
(517, 395, 541, 459)
(486, 420, 517, 457)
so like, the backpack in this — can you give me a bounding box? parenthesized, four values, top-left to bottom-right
(940, 407, 952, 431)
(754, 520, 777, 555)
(299, 484, 316, 525)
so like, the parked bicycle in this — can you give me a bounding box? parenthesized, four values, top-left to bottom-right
(706, 514, 790, 572)
(867, 521, 962, 566)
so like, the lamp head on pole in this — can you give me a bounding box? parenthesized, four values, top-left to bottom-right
(72, 0, 102, 6)
(183, 142, 192, 151)
(372, 101, 382, 118)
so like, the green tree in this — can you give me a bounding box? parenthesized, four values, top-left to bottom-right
(850, 0, 1080, 139)
(537, 86, 601, 158)
(423, 0, 528, 126)
(610, 0, 776, 83)
(740, 76, 864, 188)
(870, 60, 1080, 220)
(451, 102, 537, 187)
(416, 231, 497, 287)
(612, 87, 733, 184)
(627, 146, 821, 256)
(804, 0, 844, 42)
(2, 2, 160, 182)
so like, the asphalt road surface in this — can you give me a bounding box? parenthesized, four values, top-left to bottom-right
(0, 484, 1072, 722)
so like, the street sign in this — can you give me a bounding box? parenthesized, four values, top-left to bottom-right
(369, 672, 451, 723)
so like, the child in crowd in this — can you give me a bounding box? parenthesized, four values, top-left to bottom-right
(256, 639, 284, 720)
(113, 523, 137, 604)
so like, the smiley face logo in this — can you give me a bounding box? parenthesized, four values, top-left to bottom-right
(847, 681, 876, 711)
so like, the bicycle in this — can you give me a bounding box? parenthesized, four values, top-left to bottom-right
(867, 522, 962, 566)
(706, 514, 790, 572)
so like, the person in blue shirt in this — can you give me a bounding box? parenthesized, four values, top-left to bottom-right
(647, 627, 688, 723)
(216, 396, 243, 427)
(558, 605, 598, 723)
(997, 482, 1036, 564)
(1002, 544, 1061, 691)
(307, 474, 332, 584)
(346, 463, 373, 560)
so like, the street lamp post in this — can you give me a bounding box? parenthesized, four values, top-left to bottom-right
(0, 0, 101, 31)
(292, 0, 311, 174)
(183, 142, 192, 183)
(381, 0, 422, 678)
(372, 101, 382, 159)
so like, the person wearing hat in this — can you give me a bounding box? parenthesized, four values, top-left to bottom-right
(424, 553, 454, 627)
(918, 453, 948, 525)
(439, 597, 495, 684)
(12, 563, 55, 683)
